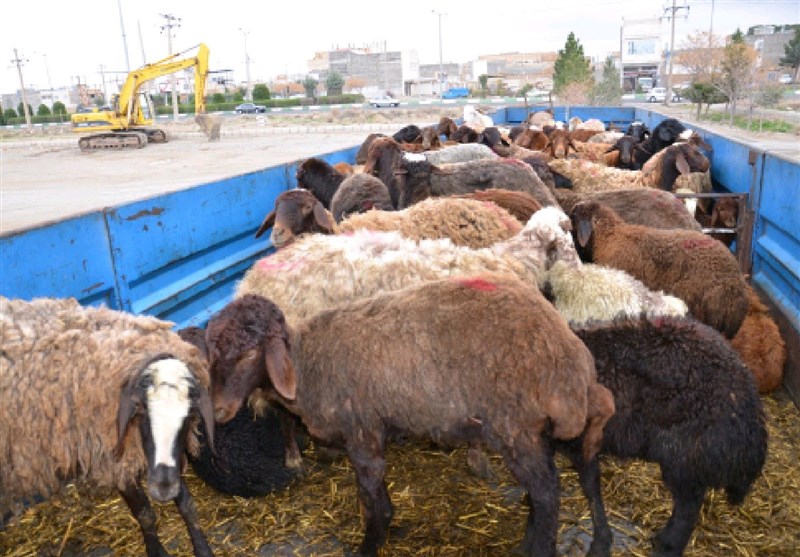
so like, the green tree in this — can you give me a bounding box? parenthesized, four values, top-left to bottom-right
(325, 71, 344, 96)
(252, 83, 271, 101)
(302, 76, 319, 98)
(553, 32, 593, 94)
(233, 91, 244, 102)
(52, 101, 67, 115)
(683, 82, 727, 119)
(780, 27, 800, 82)
(478, 74, 489, 97)
(731, 28, 745, 44)
(17, 102, 33, 119)
(717, 39, 758, 124)
(37, 104, 51, 116)
(591, 56, 623, 105)
(4, 108, 17, 121)
(212, 92, 226, 104)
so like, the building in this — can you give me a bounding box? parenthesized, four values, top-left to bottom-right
(311, 46, 405, 97)
(620, 17, 663, 91)
(745, 26, 796, 73)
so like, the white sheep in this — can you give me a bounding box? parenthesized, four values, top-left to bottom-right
(0, 297, 216, 557)
(462, 105, 494, 131)
(408, 143, 499, 165)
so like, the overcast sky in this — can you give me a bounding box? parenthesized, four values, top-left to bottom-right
(2, 0, 798, 95)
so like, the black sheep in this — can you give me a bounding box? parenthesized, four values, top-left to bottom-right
(625, 121, 650, 143)
(391, 124, 422, 143)
(295, 157, 346, 209)
(634, 118, 686, 167)
(561, 316, 767, 557)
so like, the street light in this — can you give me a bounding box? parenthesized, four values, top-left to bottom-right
(239, 28, 252, 101)
(432, 10, 446, 97)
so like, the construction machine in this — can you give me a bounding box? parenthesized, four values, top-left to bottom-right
(71, 43, 218, 151)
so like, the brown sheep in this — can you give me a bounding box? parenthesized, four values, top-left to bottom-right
(254, 189, 336, 247)
(514, 128, 549, 151)
(355, 133, 386, 165)
(570, 201, 749, 338)
(456, 188, 543, 224)
(696, 196, 740, 247)
(731, 283, 787, 393)
(332, 161, 355, 176)
(556, 188, 702, 231)
(569, 129, 604, 142)
(330, 174, 395, 223)
(207, 276, 615, 557)
(545, 128, 577, 159)
(437, 115, 459, 139)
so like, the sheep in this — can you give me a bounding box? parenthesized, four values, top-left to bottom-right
(438, 115, 459, 139)
(570, 129, 604, 143)
(730, 283, 787, 393)
(604, 135, 640, 170)
(477, 126, 552, 161)
(555, 188, 703, 231)
(254, 189, 524, 250)
(177, 326, 303, 497)
(625, 121, 650, 142)
(295, 157, 346, 209)
(235, 206, 581, 328)
(337, 196, 523, 248)
(392, 124, 422, 143)
(696, 196, 739, 247)
(542, 259, 688, 326)
(254, 189, 336, 248)
(544, 128, 577, 159)
(0, 297, 216, 557)
(456, 188, 542, 225)
(548, 158, 649, 192)
(586, 131, 624, 144)
(642, 141, 710, 192)
(417, 143, 499, 165)
(450, 124, 480, 143)
(570, 201, 749, 338)
(332, 161, 355, 176)
(208, 276, 616, 557)
(528, 109, 556, 128)
(563, 316, 767, 557)
(520, 155, 561, 189)
(393, 155, 559, 209)
(415, 125, 443, 149)
(513, 128, 549, 151)
(329, 173, 395, 223)
(355, 133, 386, 165)
(462, 104, 494, 130)
(633, 117, 686, 166)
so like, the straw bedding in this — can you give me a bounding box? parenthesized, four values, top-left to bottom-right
(1, 392, 798, 557)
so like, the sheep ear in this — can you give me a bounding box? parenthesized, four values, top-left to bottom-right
(603, 145, 618, 154)
(195, 386, 216, 455)
(575, 217, 594, 248)
(115, 380, 143, 459)
(264, 338, 297, 400)
(255, 211, 276, 239)
(676, 152, 691, 175)
(313, 203, 337, 234)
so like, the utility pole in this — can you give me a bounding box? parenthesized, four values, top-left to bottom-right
(138, 20, 148, 65)
(238, 28, 252, 101)
(662, 0, 689, 106)
(99, 64, 108, 102)
(432, 10, 446, 97)
(117, 0, 131, 72)
(160, 13, 181, 120)
(11, 48, 32, 128)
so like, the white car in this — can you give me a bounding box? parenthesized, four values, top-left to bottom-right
(369, 95, 400, 108)
(647, 87, 682, 103)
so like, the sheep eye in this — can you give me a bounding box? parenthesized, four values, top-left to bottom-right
(237, 350, 259, 365)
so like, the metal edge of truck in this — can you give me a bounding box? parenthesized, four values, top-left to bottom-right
(1, 107, 797, 403)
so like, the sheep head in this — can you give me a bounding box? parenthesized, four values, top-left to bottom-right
(569, 201, 625, 262)
(115, 354, 215, 502)
(255, 189, 336, 248)
(206, 295, 297, 425)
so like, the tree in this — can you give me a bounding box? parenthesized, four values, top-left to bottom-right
(344, 77, 366, 93)
(302, 76, 319, 99)
(731, 28, 745, 44)
(233, 91, 244, 102)
(37, 104, 51, 116)
(3, 108, 17, 121)
(682, 82, 727, 119)
(780, 27, 800, 82)
(212, 92, 226, 104)
(252, 83, 271, 101)
(325, 71, 345, 96)
(478, 74, 488, 97)
(676, 32, 724, 84)
(717, 38, 758, 124)
(17, 102, 32, 119)
(52, 101, 67, 115)
(553, 32, 593, 95)
(591, 57, 623, 105)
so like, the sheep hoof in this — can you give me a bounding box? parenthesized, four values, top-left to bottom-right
(285, 453, 305, 473)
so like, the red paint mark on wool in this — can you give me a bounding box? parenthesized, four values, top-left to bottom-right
(683, 238, 716, 250)
(455, 277, 498, 291)
(255, 258, 304, 273)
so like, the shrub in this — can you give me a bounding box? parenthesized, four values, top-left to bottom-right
(37, 104, 51, 116)
(52, 101, 67, 115)
(253, 84, 271, 101)
(212, 93, 226, 104)
(4, 108, 18, 121)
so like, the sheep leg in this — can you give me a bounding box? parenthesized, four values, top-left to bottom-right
(563, 441, 612, 557)
(347, 436, 393, 557)
(173, 479, 215, 557)
(119, 483, 170, 557)
(505, 438, 559, 557)
(466, 441, 494, 479)
(651, 484, 705, 557)
(279, 410, 304, 471)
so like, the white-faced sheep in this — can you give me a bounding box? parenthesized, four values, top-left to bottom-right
(462, 104, 494, 130)
(254, 188, 525, 250)
(295, 157, 347, 209)
(207, 276, 615, 557)
(555, 188, 702, 231)
(570, 201, 749, 338)
(564, 316, 767, 557)
(236, 206, 580, 328)
(393, 156, 558, 209)
(0, 297, 216, 557)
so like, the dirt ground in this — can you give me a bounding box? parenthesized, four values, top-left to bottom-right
(1, 103, 797, 234)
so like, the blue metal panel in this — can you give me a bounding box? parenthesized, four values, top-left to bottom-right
(505, 106, 637, 129)
(0, 213, 118, 308)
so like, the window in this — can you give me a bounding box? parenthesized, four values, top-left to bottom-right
(626, 40, 656, 56)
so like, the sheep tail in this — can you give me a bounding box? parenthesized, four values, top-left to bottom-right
(581, 383, 616, 462)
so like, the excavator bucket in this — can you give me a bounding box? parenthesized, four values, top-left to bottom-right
(195, 114, 222, 142)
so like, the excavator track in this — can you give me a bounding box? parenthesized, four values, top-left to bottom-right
(78, 131, 149, 152)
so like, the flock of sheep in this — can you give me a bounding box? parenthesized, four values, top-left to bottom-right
(0, 107, 789, 557)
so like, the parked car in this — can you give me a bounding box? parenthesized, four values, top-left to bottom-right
(369, 95, 400, 108)
(235, 102, 267, 114)
(647, 87, 682, 103)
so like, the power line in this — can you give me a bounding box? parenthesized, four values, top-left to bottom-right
(10, 48, 32, 127)
(159, 13, 182, 121)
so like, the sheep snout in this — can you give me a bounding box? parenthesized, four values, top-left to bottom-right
(148, 463, 181, 502)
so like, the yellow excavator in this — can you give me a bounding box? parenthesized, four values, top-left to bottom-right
(71, 43, 219, 150)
